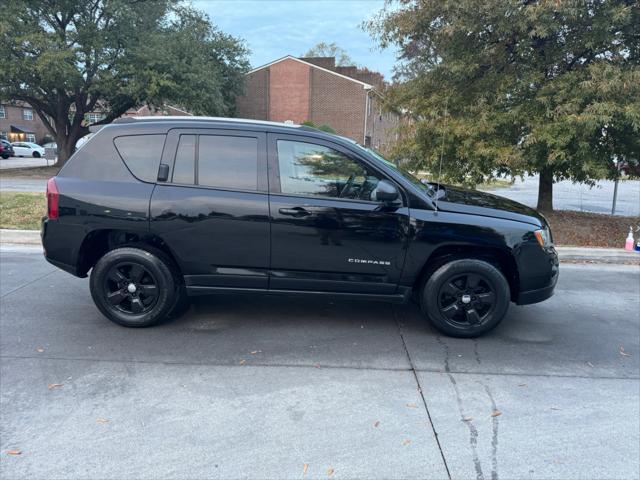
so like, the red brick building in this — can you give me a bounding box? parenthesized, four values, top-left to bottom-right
(236, 56, 400, 151)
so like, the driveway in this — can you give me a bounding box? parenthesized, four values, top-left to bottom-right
(1, 245, 639, 479)
(481, 175, 640, 217)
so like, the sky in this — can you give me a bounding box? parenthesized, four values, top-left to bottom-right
(194, 0, 399, 80)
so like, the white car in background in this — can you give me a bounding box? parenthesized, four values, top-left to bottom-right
(11, 141, 46, 158)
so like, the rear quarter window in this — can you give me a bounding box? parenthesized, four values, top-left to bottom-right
(114, 134, 166, 182)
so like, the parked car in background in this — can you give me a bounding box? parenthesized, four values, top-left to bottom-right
(0, 139, 15, 159)
(41, 117, 558, 338)
(11, 141, 46, 158)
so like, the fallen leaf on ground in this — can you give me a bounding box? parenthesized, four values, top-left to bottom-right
(517, 383, 527, 387)
(96, 417, 108, 424)
(36, 347, 44, 353)
(373, 421, 380, 428)
(406, 403, 418, 408)
(327, 467, 334, 477)
(619, 346, 631, 357)
(239, 359, 246, 365)
(303, 463, 308, 475)
(491, 410, 502, 417)
(47, 383, 63, 390)
(550, 407, 561, 411)
(587, 362, 595, 368)
(402, 439, 411, 446)
(462, 417, 473, 422)
(7, 449, 21, 456)
(249, 350, 261, 355)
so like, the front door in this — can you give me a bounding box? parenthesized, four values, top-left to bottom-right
(267, 134, 410, 294)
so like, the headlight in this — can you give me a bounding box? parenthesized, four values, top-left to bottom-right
(534, 228, 551, 247)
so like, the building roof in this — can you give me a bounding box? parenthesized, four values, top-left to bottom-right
(247, 55, 375, 89)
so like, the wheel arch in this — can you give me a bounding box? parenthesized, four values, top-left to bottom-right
(413, 244, 519, 302)
(76, 229, 181, 277)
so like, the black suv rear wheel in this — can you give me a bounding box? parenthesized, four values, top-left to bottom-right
(90, 247, 179, 327)
(420, 259, 510, 338)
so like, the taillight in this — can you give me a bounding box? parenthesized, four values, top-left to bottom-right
(46, 177, 59, 220)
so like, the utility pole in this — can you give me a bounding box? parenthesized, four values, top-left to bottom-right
(611, 173, 619, 216)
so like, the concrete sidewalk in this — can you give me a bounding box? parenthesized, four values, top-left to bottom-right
(2, 229, 638, 264)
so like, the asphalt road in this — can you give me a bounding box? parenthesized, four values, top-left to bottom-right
(1, 245, 639, 480)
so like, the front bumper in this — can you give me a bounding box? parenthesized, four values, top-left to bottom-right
(516, 246, 559, 305)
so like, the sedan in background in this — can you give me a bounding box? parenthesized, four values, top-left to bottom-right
(11, 141, 46, 158)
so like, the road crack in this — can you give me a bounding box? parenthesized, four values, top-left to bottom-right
(392, 306, 452, 479)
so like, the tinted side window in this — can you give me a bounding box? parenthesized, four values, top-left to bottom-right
(276, 140, 382, 201)
(198, 135, 258, 190)
(172, 135, 195, 184)
(114, 134, 166, 182)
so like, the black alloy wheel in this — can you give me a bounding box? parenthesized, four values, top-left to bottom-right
(104, 262, 159, 315)
(90, 247, 179, 327)
(437, 272, 496, 327)
(421, 258, 510, 338)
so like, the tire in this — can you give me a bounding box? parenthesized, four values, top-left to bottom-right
(1, 154, 9, 159)
(420, 259, 510, 338)
(90, 247, 178, 327)
(33, 151, 41, 158)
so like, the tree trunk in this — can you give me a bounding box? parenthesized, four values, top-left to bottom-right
(536, 167, 554, 211)
(54, 136, 75, 167)
(54, 128, 86, 167)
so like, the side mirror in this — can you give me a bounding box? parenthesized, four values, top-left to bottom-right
(373, 179, 400, 204)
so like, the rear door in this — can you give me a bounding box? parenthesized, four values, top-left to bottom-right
(150, 128, 270, 290)
(267, 133, 410, 294)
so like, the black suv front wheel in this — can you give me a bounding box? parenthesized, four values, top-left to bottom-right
(420, 259, 510, 338)
(90, 247, 179, 327)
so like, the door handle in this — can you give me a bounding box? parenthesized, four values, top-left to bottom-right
(279, 207, 311, 217)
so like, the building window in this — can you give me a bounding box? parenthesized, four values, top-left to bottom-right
(0, 105, 5, 119)
(0, 131, 7, 140)
(85, 112, 105, 124)
(23, 108, 33, 121)
(26, 133, 36, 143)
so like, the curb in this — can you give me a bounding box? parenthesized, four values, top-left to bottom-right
(555, 246, 639, 265)
(0, 229, 41, 245)
(0, 229, 638, 265)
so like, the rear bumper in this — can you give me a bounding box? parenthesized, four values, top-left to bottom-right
(41, 218, 84, 277)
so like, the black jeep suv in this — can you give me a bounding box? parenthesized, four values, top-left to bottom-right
(41, 117, 558, 337)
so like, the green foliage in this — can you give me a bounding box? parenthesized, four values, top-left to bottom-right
(367, 0, 639, 208)
(0, 0, 249, 163)
(303, 42, 355, 66)
(301, 120, 337, 134)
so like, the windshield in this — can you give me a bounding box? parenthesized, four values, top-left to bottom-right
(351, 143, 436, 197)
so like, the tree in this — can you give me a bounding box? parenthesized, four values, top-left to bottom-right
(301, 120, 337, 134)
(367, 0, 639, 210)
(303, 42, 355, 66)
(0, 1, 249, 165)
